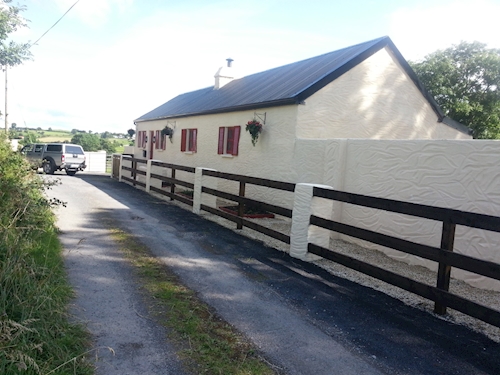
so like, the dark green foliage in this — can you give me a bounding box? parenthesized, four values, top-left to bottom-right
(71, 132, 117, 153)
(0, 133, 93, 374)
(411, 41, 500, 139)
(0, 1, 31, 67)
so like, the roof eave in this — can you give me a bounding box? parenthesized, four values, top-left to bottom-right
(440, 117, 473, 136)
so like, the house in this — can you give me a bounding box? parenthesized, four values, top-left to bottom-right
(134, 36, 470, 174)
(129, 37, 500, 292)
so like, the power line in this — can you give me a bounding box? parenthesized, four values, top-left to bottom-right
(30, 0, 81, 47)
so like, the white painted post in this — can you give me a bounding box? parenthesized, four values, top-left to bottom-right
(145, 159, 153, 192)
(118, 154, 124, 182)
(193, 167, 218, 214)
(290, 183, 334, 261)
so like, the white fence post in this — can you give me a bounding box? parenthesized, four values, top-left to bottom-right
(290, 183, 334, 261)
(146, 159, 153, 192)
(193, 167, 217, 215)
(118, 155, 124, 182)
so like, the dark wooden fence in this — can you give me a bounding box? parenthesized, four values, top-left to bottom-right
(149, 161, 195, 206)
(111, 155, 120, 179)
(121, 156, 147, 188)
(310, 187, 500, 327)
(118, 157, 500, 328)
(200, 170, 295, 244)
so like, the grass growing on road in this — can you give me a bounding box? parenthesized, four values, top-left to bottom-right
(110, 227, 279, 375)
(0, 133, 93, 375)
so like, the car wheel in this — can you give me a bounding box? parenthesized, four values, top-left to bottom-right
(42, 159, 55, 175)
(66, 170, 77, 176)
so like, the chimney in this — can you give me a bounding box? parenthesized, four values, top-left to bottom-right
(214, 58, 234, 90)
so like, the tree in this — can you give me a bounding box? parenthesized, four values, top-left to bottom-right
(0, 2, 31, 67)
(71, 132, 117, 153)
(127, 128, 135, 139)
(71, 133, 101, 151)
(99, 138, 117, 154)
(410, 41, 500, 139)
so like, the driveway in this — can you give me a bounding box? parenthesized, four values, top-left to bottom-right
(50, 173, 500, 375)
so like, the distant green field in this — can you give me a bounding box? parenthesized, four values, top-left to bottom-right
(24, 129, 132, 153)
(37, 130, 73, 143)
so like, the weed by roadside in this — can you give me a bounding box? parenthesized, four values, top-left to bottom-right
(0, 133, 93, 374)
(108, 226, 280, 375)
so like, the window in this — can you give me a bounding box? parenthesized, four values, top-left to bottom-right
(181, 129, 197, 152)
(66, 146, 84, 154)
(45, 144, 62, 152)
(137, 131, 147, 148)
(154, 130, 167, 150)
(218, 126, 240, 156)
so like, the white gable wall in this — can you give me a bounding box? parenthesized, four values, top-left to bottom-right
(296, 47, 471, 140)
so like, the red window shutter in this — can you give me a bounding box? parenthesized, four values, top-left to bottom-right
(181, 129, 187, 151)
(218, 127, 225, 154)
(232, 126, 240, 156)
(191, 129, 197, 152)
(137, 131, 141, 147)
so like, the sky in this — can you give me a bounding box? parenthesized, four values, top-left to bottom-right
(3, 0, 500, 134)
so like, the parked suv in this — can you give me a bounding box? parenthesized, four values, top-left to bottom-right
(21, 143, 87, 176)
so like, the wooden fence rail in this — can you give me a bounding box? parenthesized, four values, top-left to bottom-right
(118, 157, 500, 328)
(311, 186, 500, 326)
(201, 169, 294, 242)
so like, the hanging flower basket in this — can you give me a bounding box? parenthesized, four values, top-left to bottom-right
(161, 126, 174, 142)
(245, 119, 263, 146)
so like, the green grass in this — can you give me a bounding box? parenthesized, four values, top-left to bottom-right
(39, 130, 71, 143)
(0, 133, 93, 374)
(109, 226, 278, 375)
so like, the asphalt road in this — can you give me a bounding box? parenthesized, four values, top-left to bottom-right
(50, 172, 500, 375)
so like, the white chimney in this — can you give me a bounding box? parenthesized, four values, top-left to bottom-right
(214, 58, 234, 90)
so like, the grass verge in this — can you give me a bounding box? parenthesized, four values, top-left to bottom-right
(108, 226, 280, 375)
(0, 230, 94, 375)
(1, 132, 93, 374)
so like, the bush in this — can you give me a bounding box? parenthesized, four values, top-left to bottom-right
(0, 133, 92, 374)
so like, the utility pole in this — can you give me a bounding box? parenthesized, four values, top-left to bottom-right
(4, 65, 7, 133)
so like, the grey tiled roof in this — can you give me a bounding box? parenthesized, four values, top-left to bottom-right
(136, 37, 391, 121)
(135, 36, 471, 135)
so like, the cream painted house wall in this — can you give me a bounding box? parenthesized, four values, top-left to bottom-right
(296, 47, 471, 140)
(135, 105, 299, 202)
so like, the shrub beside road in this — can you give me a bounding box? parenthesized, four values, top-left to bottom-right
(0, 133, 93, 374)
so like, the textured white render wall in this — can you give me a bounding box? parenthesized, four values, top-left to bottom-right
(296, 47, 471, 140)
(295, 138, 500, 291)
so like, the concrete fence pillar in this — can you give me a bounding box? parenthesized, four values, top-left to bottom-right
(290, 183, 334, 261)
(146, 160, 153, 192)
(118, 155, 124, 182)
(193, 167, 218, 215)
